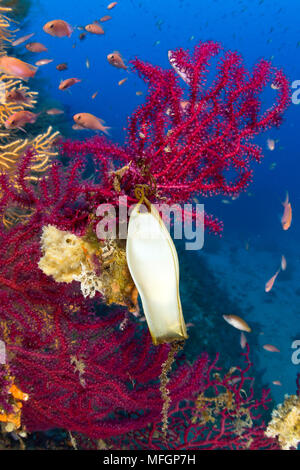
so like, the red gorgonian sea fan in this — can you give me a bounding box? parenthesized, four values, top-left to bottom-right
(0, 151, 279, 447)
(0, 150, 204, 438)
(61, 40, 290, 233)
(77, 344, 280, 450)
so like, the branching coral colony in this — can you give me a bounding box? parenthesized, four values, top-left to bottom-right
(0, 9, 297, 449)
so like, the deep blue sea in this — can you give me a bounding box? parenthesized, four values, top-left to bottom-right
(10, 0, 300, 428)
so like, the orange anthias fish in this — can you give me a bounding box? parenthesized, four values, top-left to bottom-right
(100, 15, 112, 22)
(267, 138, 275, 151)
(46, 108, 64, 115)
(222, 314, 251, 332)
(107, 2, 117, 9)
(59, 78, 81, 90)
(0, 56, 37, 80)
(263, 344, 280, 352)
(107, 51, 127, 70)
(118, 77, 128, 86)
(281, 254, 287, 271)
(73, 113, 111, 135)
(26, 42, 48, 53)
(56, 62, 68, 71)
(12, 33, 35, 47)
(4, 110, 40, 130)
(43, 20, 72, 37)
(85, 23, 104, 35)
(265, 269, 280, 292)
(281, 192, 292, 230)
(35, 59, 53, 66)
(240, 332, 247, 349)
(5, 89, 30, 104)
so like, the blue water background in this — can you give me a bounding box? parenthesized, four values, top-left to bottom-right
(16, 0, 300, 408)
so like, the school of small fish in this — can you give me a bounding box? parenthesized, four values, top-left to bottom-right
(219, 114, 294, 389)
(8, 3, 127, 133)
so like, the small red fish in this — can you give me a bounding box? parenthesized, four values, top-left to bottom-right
(265, 269, 280, 292)
(59, 78, 81, 90)
(5, 89, 30, 104)
(281, 255, 287, 271)
(35, 59, 53, 66)
(107, 51, 127, 70)
(4, 110, 40, 129)
(0, 56, 37, 80)
(56, 62, 68, 71)
(46, 108, 64, 115)
(43, 20, 72, 38)
(118, 78, 128, 86)
(223, 315, 251, 332)
(281, 192, 292, 230)
(73, 113, 111, 135)
(272, 380, 282, 386)
(263, 344, 280, 353)
(107, 2, 117, 9)
(267, 138, 275, 151)
(240, 332, 247, 349)
(100, 15, 112, 22)
(26, 42, 48, 53)
(85, 23, 104, 35)
(12, 33, 35, 47)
